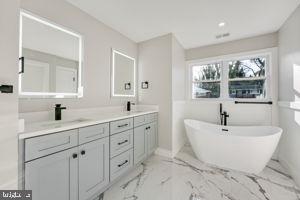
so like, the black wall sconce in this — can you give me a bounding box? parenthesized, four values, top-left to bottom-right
(0, 85, 13, 93)
(141, 81, 149, 89)
(124, 83, 131, 90)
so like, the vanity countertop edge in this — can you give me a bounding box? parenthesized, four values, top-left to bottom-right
(19, 110, 158, 140)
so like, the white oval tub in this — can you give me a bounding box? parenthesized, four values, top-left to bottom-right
(184, 119, 282, 174)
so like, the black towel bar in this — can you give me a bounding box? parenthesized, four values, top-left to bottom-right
(234, 101, 273, 105)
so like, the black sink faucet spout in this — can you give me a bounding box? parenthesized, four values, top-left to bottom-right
(126, 101, 135, 111)
(55, 104, 66, 121)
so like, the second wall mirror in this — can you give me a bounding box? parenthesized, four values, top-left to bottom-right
(111, 49, 136, 97)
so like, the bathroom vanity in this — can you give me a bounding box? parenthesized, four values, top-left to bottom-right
(19, 111, 158, 200)
(17, 11, 156, 200)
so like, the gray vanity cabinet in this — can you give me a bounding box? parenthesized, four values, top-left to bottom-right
(24, 124, 110, 200)
(133, 125, 147, 164)
(25, 147, 78, 200)
(147, 122, 158, 155)
(78, 138, 109, 200)
(23, 113, 158, 200)
(133, 114, 158, 165)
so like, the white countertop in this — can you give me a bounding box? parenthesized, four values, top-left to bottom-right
(19, 109, 158, 139)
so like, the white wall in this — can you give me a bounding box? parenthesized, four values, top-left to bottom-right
(19, 0, 138, 113)
(278, 5, 300, 187)
(0, 0, 20, 189)
(138, 34, 173, 151)
(186, 32, 278, 60)
(171, 36, 186, 156)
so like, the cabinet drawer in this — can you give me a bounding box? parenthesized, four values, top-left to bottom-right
(110, 118, 133, 135)
(110, 149, 133, 181)
(25, 130, 78, 162)
(79, 123, 109, 144)
(134, 113, 157, 127)
(110, 129, 133, 158)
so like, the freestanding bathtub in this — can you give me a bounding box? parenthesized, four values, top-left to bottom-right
(184, 119, 282, 174)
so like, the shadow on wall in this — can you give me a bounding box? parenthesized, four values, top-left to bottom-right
(278, 108, 300, 187)
(293, 64, 300, 101)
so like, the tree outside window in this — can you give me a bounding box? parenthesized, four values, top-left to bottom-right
(192, 63, 221, 98)
(228, 57, 266, 99)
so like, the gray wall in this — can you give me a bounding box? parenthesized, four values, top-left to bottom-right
(138, 34, 173, 151)
(172, 36, 186, 101)
(19, 0, 138, 112)
(278, 5, 300, 186)
(0, 0, 20, 189)
(186, 32, 278, 60)
(171, 36, 186, 156)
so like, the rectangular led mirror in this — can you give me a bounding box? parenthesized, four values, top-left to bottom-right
(19, 11, 83, 98)
(111, 49, 136, 97)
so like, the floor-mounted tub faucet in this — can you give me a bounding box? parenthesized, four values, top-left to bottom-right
(219, 103, 229, 126)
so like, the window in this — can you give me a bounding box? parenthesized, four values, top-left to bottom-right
(191, 63, 221, 98)
(189, 52, 271, 100)
(228, 57, 267, 99)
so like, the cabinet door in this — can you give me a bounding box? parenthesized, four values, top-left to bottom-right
(25, 147, 78, 200)
(147, 122, 158, 155)
(133, 125, 147, 165)
(78, 137, 109, 200)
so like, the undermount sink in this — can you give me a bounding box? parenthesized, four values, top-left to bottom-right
(41, 118, 91, 127)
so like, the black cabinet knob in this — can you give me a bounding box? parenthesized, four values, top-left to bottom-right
(81, 150, 86, 155)
(72, 153, 78, 159)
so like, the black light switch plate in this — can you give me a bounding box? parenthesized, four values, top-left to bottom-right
(0, 85, 13, 93)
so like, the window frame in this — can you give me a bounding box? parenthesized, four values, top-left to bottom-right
(190, 62, 222, 99)
(187, 49, 273, 101)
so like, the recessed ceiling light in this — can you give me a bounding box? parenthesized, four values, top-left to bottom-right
(218, 22, 226, 27)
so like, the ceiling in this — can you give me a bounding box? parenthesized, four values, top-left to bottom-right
(66, 0, 300, 49)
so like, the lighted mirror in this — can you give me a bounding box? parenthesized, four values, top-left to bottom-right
(111, 49, 136, 97)
(19, 11, 83, 98)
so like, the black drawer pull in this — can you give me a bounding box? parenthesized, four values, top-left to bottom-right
(81, 150, 86, 155)
(145, 126, 151, 130)
(118, 123, 129, 128)
(118, 160, 128, 167)
(72, 153, 78, 159)
(118, 140, 128, 145)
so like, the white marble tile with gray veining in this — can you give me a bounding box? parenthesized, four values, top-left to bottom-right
(103, 146, 300, 200)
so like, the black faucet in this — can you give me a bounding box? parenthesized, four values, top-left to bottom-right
(55, 104, 66, 121)
(126, 101, 135, 111)
(222, 111, 230, 126)
(219, 103, 229, 126)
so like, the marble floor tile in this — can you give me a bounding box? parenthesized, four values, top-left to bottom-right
(103, 146, 300, 200)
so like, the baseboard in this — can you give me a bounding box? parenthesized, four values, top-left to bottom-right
(155, 148, 172, 158)
(279, 158, 300, 187)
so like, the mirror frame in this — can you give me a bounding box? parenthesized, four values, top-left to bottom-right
(19, 10, 84, 99)
(111, 49, 136, 98)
